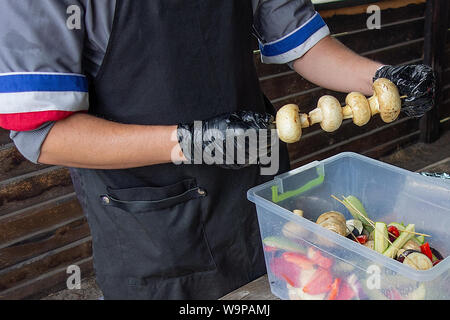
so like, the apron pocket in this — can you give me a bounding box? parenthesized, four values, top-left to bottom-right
(100, 178, 215, 280)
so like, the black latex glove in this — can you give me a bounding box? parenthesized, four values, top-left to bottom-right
(374, 64, 436, 118)
(177, 111, 276, 169)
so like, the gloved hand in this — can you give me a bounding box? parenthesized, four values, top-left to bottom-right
(374, 64, 436, 118)
(177, 111, 276, 169)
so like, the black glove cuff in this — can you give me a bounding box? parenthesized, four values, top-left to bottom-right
(176, 123, 193, 163)
(373, 65, 391, 82)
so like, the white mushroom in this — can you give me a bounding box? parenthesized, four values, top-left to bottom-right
(368, 78, 401, 123)
(275, 104, 309, 143)
(309, 96, 343, 132)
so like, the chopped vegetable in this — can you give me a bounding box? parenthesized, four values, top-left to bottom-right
(316, 211, 346, 225)
(433, 260, 442, 266)
(346, 219, 363, 237)
(397, 249, 420, 263)
(415, 235, 425, 245)
(430, 247, 443, 261)
(402, 239, 421, 252)
(303, 267, 333, 295)
(316, 212, 347, 236)
(388, 225, 400, 242)
(263, 236, 304, 253)
(319, 218, 347, 236)
(282, 252, 315, 270)
(328, 278, 341, 300)
(270, 257, 302, 288)
(383, 224, 415, 259)
(343, 196, 374, 232)
(336, 279, 356, 300)
(388, 222, 405, 232)
(420, 243, 433, 261)
(307, 247, 333, 269)
(402, 251, 433, 270)
(374, 222, 389, 254)
(363, 240, 375, 250)
(357, 235, 368, 244)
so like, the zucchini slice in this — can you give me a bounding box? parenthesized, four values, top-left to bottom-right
(403, 252, 433, 270)
(374, 222, 389, 254)
(383, 224, 415, 258)
(344, 196, 374, 232)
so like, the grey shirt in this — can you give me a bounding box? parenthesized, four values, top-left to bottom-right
(0, 0, 329, 163)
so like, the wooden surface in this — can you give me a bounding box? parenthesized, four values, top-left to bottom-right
(221, 152, 450, 300)
(318, 0, 426, 18)
(221, 275, 278, 301)
(420, 0, 449, 143)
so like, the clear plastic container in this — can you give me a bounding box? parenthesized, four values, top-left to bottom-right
(248, 152, 450, 300)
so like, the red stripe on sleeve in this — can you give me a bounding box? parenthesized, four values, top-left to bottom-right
(0, 110, 81, 131)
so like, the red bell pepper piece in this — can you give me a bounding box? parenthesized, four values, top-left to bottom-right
(270, 257, 302, 288)
(356, 235, 368, 244)
(420, 242, 433, 261)
(387, 226, 400, 238)
(336, 280, 356, 300)
(282, 252, 315, 270)
(303, 267, 333, 295)
(327, 278, 341, 300)
(307, 247, 333, 269)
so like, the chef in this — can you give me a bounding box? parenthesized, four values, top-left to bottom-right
(0, 0, 434, 299)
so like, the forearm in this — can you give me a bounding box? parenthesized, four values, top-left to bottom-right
(292, 36, 383, 96)
(38, 113, 184, 169)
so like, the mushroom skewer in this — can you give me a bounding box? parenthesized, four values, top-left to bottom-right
(342, 78, 401, 125)
(275, 78, 402, 143)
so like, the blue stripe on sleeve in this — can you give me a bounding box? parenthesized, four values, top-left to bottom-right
(259, 13, 327, 57)
(0, 73, 88, 93)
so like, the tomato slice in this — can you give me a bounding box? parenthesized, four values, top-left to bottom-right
(336, 280, 356, 300)
(303, 267, 333, 295)
(356, 235, 368, 244)
(282, 252, 315, 270)
(270, 257, 302, 288)
(307, 248, 333, 269)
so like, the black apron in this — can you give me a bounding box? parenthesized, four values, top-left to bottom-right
(71, 0, 290, 300)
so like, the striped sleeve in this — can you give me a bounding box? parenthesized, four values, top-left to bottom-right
(253, 0, 330, 64)
(0, 0, 88, 132)
(0, 73, 89, 131)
